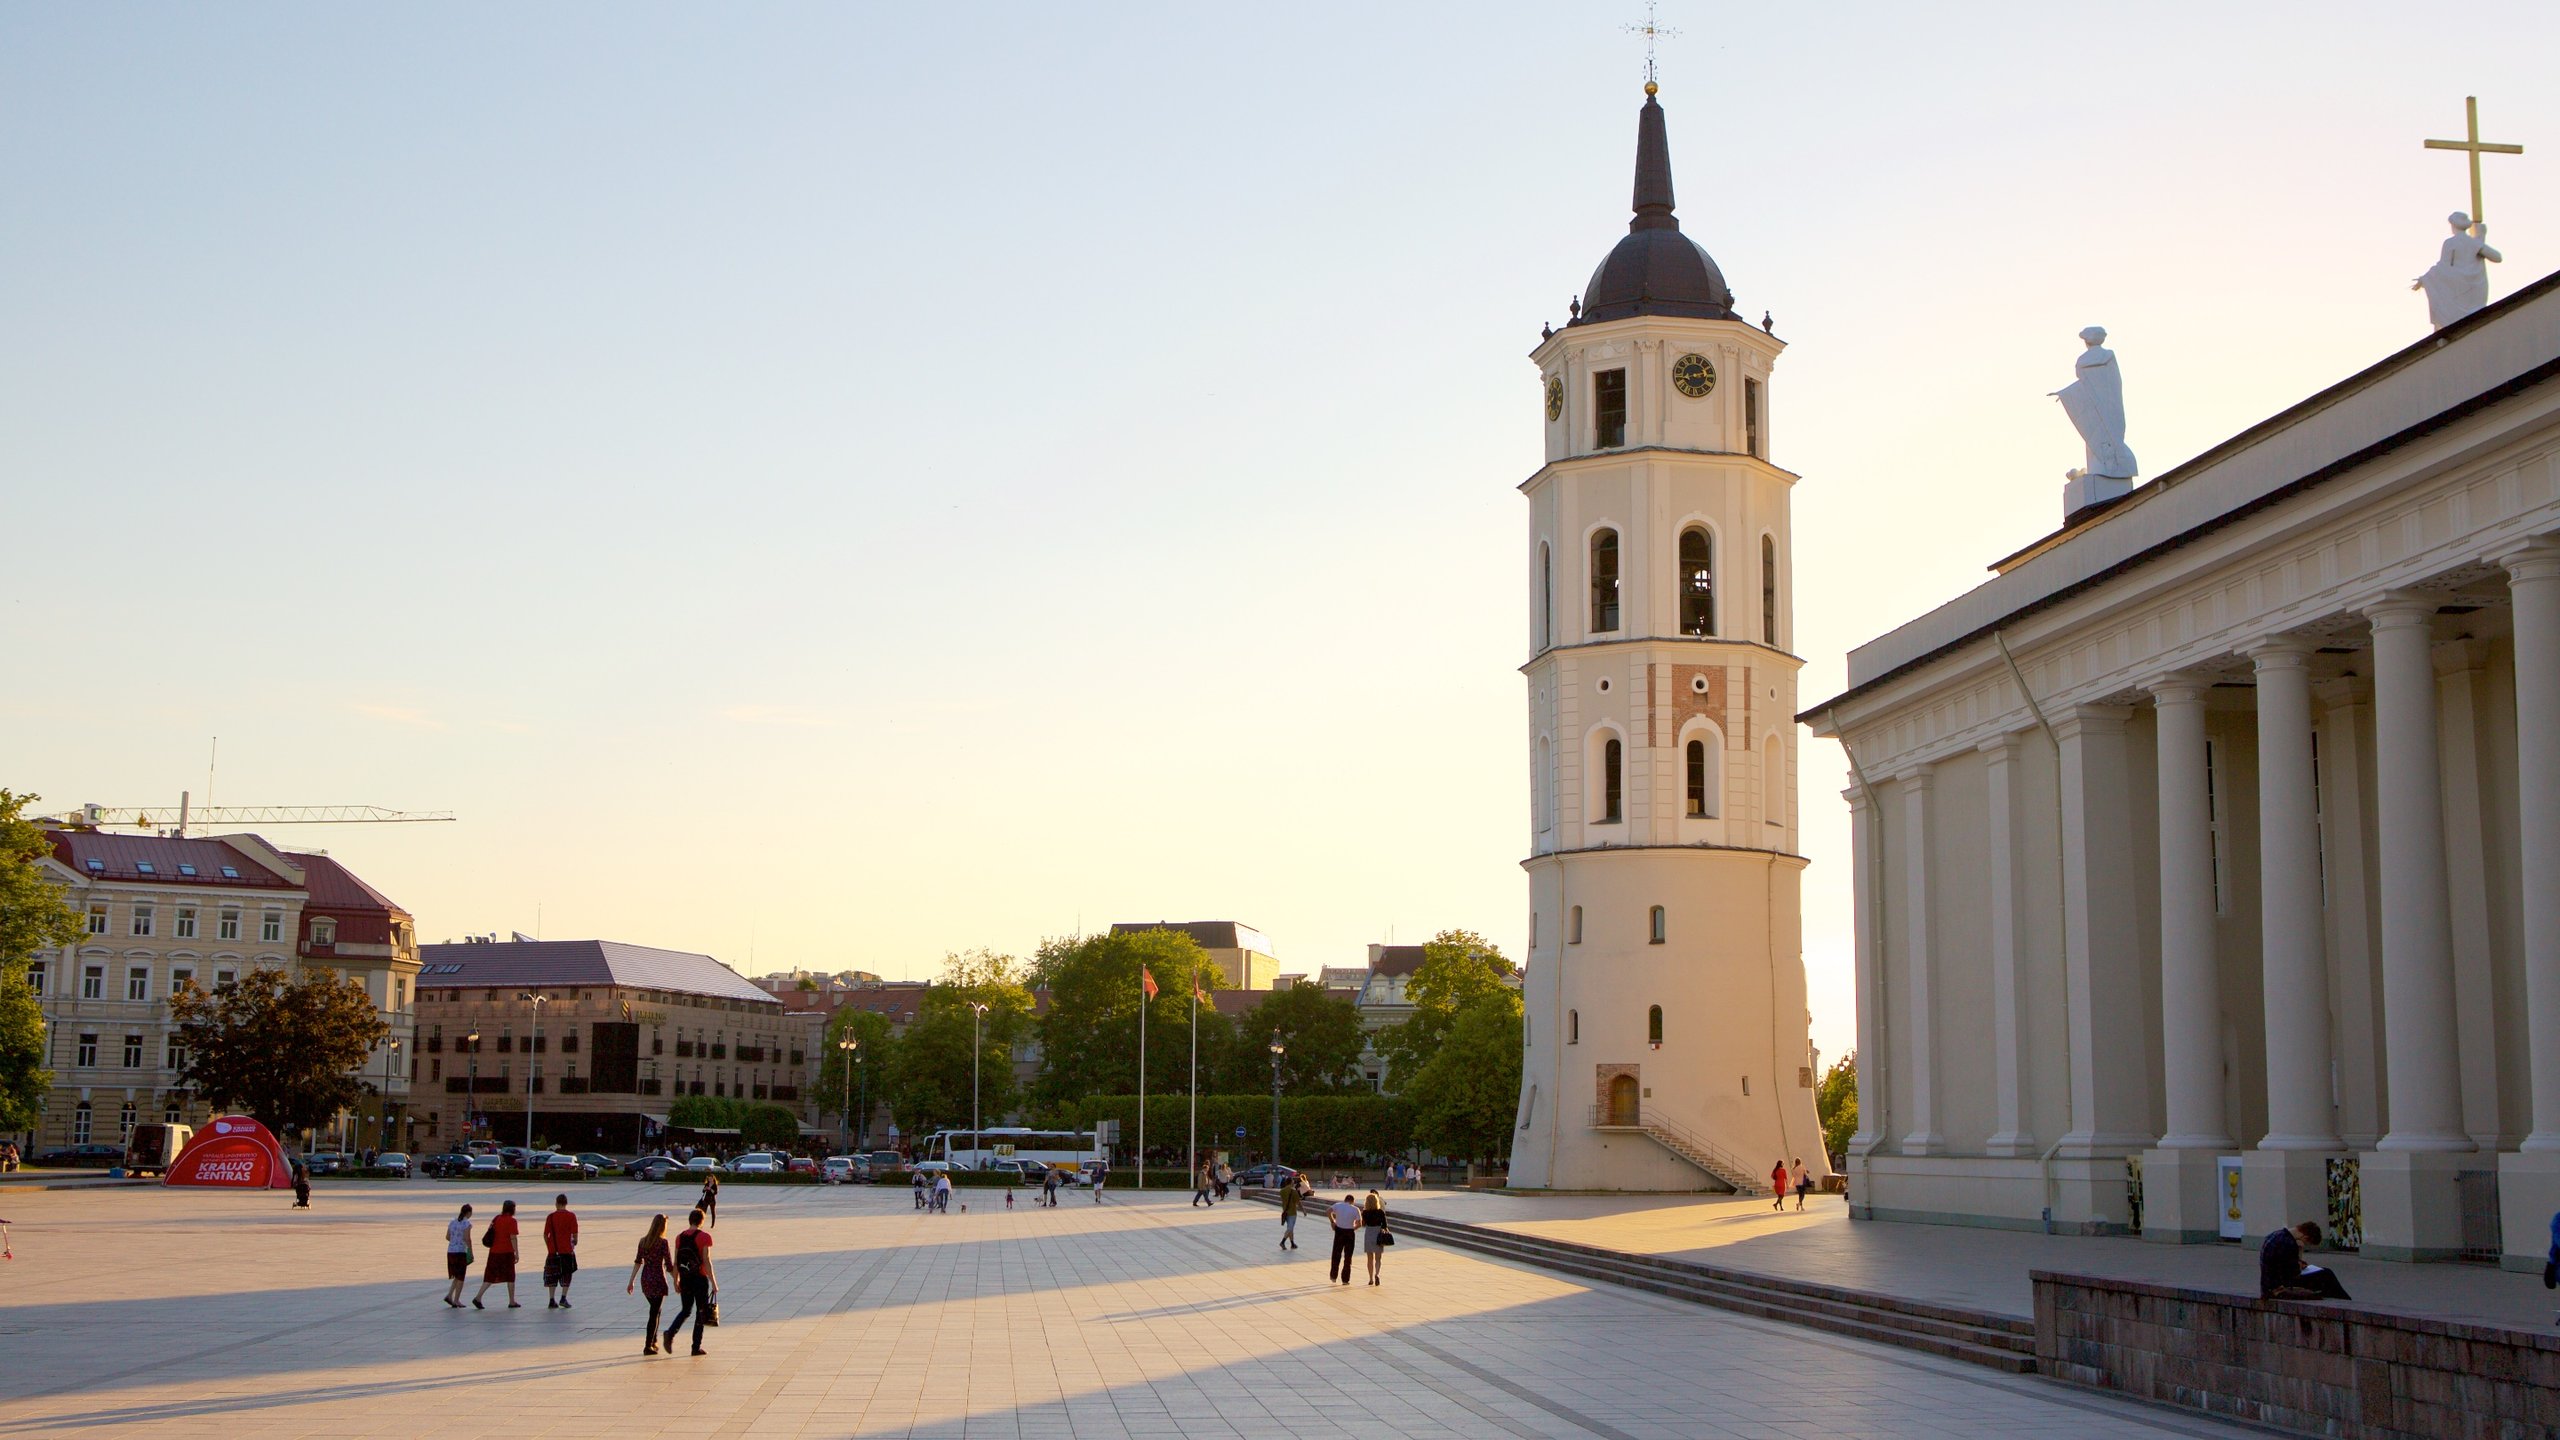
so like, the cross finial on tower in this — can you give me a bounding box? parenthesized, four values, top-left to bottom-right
(1623, 2, 1680, 94)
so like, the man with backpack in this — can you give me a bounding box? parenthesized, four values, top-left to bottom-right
(662, 1207, 717, 1356)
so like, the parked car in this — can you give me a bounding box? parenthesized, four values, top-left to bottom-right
(821, 1156, 858, 1185)
(573, 1152, 626, 1176)
(786, 1155, 818, 1175)
(33, 1144, 127, 1167)
(728, 1152, 779, 1175)
(303, 1152, 355, 1176)
(536, 1152, 598, 1178)
(1229, 1164, 1301, 1189)
(682, 1156, 724, 1174)
(628, 1154, 684, 1180)
(373, 1152, 413, 1178)
(495, 1146, 544, 1169)
(467, 1154, 503, 1175)
(868, 1151, 906, 1179)
(419, 1152, 476, 1178)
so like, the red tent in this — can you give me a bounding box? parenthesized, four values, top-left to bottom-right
(163, 1116, 295, 1189)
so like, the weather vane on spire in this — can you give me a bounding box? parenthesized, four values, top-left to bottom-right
(1623, 2, 1680, 92)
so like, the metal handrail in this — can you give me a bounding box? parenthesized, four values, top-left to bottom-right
(1586, 1105, 1763, 1193)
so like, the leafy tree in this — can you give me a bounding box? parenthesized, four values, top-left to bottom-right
(1406, 990, 1524, 1167)
(1374, 929, 1516, 1089)
(883, 950, 1034, 1136)
(1210, 982, 1367, 1094)
(1029, 928, 1227, 1112)
(0, 790, 80, 1131)
(1815, 1052, 1858, 1163)
(169, 967, 390, 1136)
(740, 1103, 800, 1149)
(816, 1006, 894, 1136)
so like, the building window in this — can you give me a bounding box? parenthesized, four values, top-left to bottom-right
(311, 919, 337, 947)
(1589, 529, 1620, 633)
(1760, 534, 1778, 646)
(259, 912, 282, 943)
(73, 1102, 92, 1143)
(1744, 377, 1763, 457)
(431, 1057, 442, 1081)
(215, 966, 236, 987)
(1764, 735, 1786, 827)
(1569, 906, 1583, 944)
(123, 1034, 143, 1068)
(1568, 1009, 1579, 1044)
(77, 1033, 98, 1067)
(131, 906, 154, 938)
(1648, 1005, 1664, 1046)
(171, 966, 193, 993)
(82, 965, 104, 1000)
(1679, 527, 1715, 636)
(218, 908, 240, 941)
(127, 966, 149, 1001)
(87, 904, 108, 936)
(175, 907, 198, 939)
(165, 1107, 180, 1126)
(169, 1037, 188, 1073)
(1594, 368, 1627, 448)
(26, 960, 44, 996)
(1649, 906, 1667, 944)
(1602, 737, 1624, 823)
(1539, 541, 1553, 650)
(1686, 739, 1712, 817)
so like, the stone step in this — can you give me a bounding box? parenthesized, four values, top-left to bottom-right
(1254, 1194, 2034, 1374)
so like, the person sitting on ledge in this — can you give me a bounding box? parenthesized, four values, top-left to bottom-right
(2259, 1220, 2352, 1301)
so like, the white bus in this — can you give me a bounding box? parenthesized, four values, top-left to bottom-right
(919, 1127, 1100, 1171)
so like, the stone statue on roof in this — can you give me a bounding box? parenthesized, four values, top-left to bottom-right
(2413, 212, 2503, 329)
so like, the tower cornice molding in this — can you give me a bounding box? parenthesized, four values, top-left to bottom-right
(1519, 446, 1800, 494)
(1521, 842, 1809, 871)
(1521, 636, 1804, 674)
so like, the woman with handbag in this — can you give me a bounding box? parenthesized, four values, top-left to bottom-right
(1361, 1189, 1392, 1286)
(472, 1199, 522, 1309)
(628, 1213, 673, 1355)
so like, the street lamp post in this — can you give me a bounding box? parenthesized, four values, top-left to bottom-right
(968, 1001, 990, 1166)
(837, 1036, 857, 1152)
(465, 1030, 480, 1142)
(1268, 1031, 1285, 1173)
(519, 992, 549, 1151)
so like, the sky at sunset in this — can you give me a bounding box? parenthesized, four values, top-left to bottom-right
(7, 3, 2558, 1065)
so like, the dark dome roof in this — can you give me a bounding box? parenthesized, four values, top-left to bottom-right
(1573, 92, 1736, 326)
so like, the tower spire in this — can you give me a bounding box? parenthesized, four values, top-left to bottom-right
(1631, 90, 1677, 232)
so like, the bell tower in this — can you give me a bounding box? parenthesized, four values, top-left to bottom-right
(1512, 83, 1828, 1193)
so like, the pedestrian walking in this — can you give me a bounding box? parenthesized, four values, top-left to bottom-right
(473, 1199, 522, 1309)
(291, 1161, 311, 1209)
(1042, 1167, 1061, 1207)
(662, 1207, 717, 1356)
(1214, 1160, 1232, 1201)
(698, 1173, 720, 1230)
(1327, 1193, 1361, 1285)
(542, 1193, 580, 1309)
(1192, 1163, 1214, 1207)
(442, 1203, 475, 1308)
(933, 1171, 953, 1213)
(913, 1169, 928, 1209)
(1791, 1159, 1811, 1211)
(1361, 1190, 1391, 1285)
(628, 1213, 672, 1355)
(1278, 1179, 1301, 1250)
(1769, 1160, 1788, 1211)
(1091, 1166, 1105, 1202)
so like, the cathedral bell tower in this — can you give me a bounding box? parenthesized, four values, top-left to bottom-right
(1512, 83, 1828, 1193)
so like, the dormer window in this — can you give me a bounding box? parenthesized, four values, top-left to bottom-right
(85, 858, 104, 874)
(136, 862, 155, 875)
(219, 866, 239, 879)
(311, 919, 338, 948)
(1594, 369, 1627, 448)
(178, 863, 197, 877)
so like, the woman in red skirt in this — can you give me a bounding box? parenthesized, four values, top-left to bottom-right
(628, 1213, 673, 1355)
(473, 1198, 522, 1309)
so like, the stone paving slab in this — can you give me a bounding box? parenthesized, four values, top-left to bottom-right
(0, 1180, 2270, 1438)
(1364, 1186, 2560, 1330)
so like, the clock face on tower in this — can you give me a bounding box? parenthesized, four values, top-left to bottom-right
(1544, 374, 1564, 422)
(1672, 353, 1717, 399)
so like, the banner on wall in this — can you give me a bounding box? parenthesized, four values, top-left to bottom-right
(163, 1115, 294, 1189)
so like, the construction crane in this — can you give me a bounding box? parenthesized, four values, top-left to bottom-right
(57, 793, 456, 838)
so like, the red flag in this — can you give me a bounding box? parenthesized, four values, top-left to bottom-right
(1195, 977, 1210, 1006)
(1141, 967, 1158, 1000)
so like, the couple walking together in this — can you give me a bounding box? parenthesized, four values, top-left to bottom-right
(1319, 1187, 1390, 1286)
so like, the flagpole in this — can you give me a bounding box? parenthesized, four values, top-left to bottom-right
(1187, 960, 1198, 1188)
(1137, 967, 1148, 1191)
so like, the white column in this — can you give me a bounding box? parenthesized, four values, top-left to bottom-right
(2312, 678, 2383, 1146)
(2504, 546, 2560, 1150)
(2149, 677, 2232, 1149)
(2432, 641, 2505, 1148)
(1845, 783, 1885, 1156)
(2054, 705, 2153, 1156)
(2365, 595, 2472, 1151)
(1899, 765, 1943, 1155)
(1981, 734, 2034, 1157)
(2250, 641, 2341, 1149)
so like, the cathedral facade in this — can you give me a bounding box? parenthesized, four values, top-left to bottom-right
(1510, 87, 1828, 1194)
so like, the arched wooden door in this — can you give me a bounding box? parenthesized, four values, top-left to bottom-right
(1607, 1073, 1639, 1126)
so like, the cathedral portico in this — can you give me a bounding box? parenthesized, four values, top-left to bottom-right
(1804, 267, 2560, 1266)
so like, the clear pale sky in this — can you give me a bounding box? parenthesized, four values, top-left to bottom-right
(6, 4, 2557, 1066)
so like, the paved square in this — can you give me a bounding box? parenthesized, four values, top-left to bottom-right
(0, 1180, 2263, 1438)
